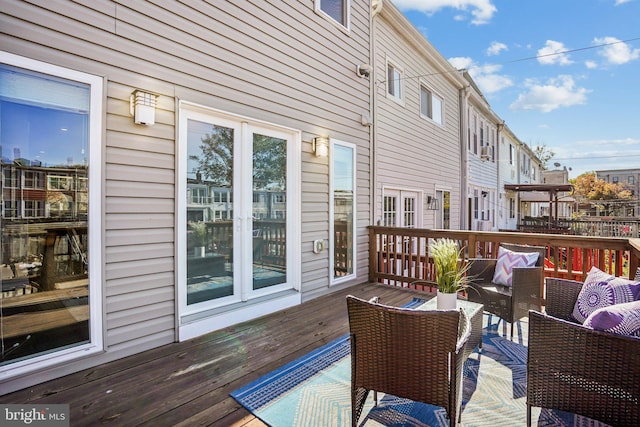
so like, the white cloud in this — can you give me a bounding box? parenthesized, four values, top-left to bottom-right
(449, 56, 513, 94)
(585, 60, 598, 69)
(537, 40, 573, 65)
(594, 36, 640, 64)
(509, 75, 590, 113)
(486, 41, 508, 56)
(393, 0, 497, 25)
(615, 0, 633, 5)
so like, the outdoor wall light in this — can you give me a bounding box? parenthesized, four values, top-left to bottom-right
(312, 137, 329, 157)
(427, 195, 439, 210)
(130, 90, 157, 125)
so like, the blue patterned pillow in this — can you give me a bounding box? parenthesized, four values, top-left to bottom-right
(491, 246, 539, 287)
(572, 266, 640, 324)
(584, 300, 640, 337)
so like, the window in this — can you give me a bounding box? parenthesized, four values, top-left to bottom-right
(0, 52, 103, 374)
(473, 189, 479, 220)
(383, 195, 396, 226)
(387, 60, 403, 102)
(315, 0, 350, 29)
(2, 167, 18, 187)
(331, 140, 356, 283)
(613, 176, 619, 183)
(509, 198, 515, 219)
(473, 114, 478, 154)
(629, 176, 634, 185)
(24, 170, 44, 189)
(509, 144, 514, 165)
(480, 121, 484, 147)
(420, 84, 443, 125)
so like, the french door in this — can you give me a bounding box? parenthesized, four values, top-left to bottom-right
(178, 102, 300, 324)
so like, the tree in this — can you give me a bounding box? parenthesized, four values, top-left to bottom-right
(532, 144, 555, 169)
(572, 172, 633, 216)
(189, 125, 233, 186)
(189, 126, 286, 190)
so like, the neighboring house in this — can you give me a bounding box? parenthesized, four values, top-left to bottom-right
(462, 72, 500, 231)
(515, 143, 545, 219)
(0, 0, 373, 394)
(497, 124, 521, 230)
(596, 168, 640, 217)
(372, 2, 466, 231)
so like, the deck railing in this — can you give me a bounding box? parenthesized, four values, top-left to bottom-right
(368, 226, 640, 293)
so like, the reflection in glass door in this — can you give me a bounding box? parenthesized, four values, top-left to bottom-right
(185, 119, 235, 305)
(252, 132, 287, 290)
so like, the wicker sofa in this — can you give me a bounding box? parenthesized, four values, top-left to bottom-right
(527, 278, 640, 427)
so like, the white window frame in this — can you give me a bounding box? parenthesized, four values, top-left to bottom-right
(314, 0, 351, 32)
(419, 81, 444, 125)
(0, 51, 103, 379)
(330, 139, 357, 285)
(386, 58, 404, 104)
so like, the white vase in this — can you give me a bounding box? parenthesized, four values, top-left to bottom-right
(436, 290, 457, 310)
(194, 246, 205, 257)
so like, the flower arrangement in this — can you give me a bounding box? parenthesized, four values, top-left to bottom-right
(430, 238, 470, 294)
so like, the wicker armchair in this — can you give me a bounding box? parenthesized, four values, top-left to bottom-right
(346, 295, 471, 427)
(527, 278, 640, 427)
(467, 243, 545, 338)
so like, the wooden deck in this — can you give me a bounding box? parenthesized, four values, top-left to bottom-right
(0, 282, 432, 426)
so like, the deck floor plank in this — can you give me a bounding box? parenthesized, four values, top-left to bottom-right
(0, 283, 431, 426)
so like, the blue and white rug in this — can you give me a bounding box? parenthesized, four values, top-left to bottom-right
(231, 301, 611, 426)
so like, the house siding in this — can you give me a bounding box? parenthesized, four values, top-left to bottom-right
(0, 0, 371, 392)
(373, 3, 464, 228)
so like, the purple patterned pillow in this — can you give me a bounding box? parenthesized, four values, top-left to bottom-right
(491, 246, 539, 287)
(572, 266, 640, 323)
(583, 300, 640, 337)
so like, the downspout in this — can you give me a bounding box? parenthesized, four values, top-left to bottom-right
(459, 84, 470, 230)
(369, 0, 382, 225)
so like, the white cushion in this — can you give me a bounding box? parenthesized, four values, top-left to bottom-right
(491, 246, 539, 287)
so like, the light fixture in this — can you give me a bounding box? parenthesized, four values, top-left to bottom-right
(356, 63, 372, 78)
(427, 195, 439, 210)
(129, 90, 157, 125)
(312, 137, 329, 157)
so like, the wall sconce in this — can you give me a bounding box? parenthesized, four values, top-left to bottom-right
(356, 63, 372, 78)
(312, 137, 329, 157)
(427, 195, 439, 210)
(130, 90, 157, 125)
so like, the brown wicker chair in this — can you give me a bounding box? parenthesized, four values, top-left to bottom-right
(527, 278, 640, 427)
(346, 295, 471, 427)
(467, 243, 545, 339)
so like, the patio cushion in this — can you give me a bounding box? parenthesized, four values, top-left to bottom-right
(572, 266, 640, 323)
(583, 299, 640, 337)
(491, 246, 539, 287)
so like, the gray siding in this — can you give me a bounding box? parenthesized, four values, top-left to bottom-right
(373, 4, 464, 229)
(1, 0, 370, 390)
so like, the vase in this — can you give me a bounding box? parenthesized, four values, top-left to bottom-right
(194, 246, 205, 257)
(436, 290, 457, 310)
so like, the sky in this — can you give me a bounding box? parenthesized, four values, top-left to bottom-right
(394, 0, 640, 179)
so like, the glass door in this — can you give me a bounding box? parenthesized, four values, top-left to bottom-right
(179, 105, 296, 318)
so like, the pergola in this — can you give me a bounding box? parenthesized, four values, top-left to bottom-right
(504, 183, 574, 230)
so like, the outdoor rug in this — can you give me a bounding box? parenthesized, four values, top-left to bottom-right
(231, 300, 611, 427)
